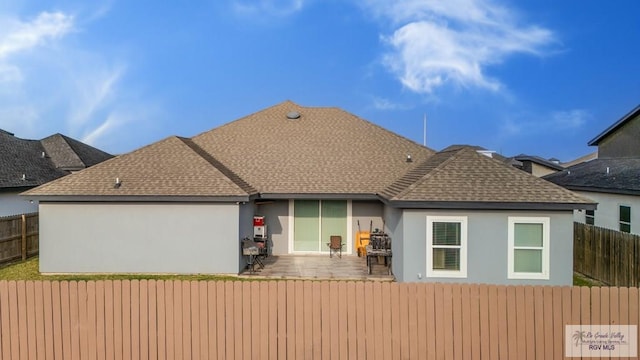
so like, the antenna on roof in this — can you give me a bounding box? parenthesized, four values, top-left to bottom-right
(423, 113, 427, 146)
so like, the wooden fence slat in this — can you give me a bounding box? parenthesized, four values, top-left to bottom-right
(355, 282, 367, 360)
(338, 281, 349, 360)
(276, 281, 286, 360)
(250, 281, 261, 360)
(478, 283, 490, 360)
(17, 281, 28, 360)
(0, 281, 11, 360)
(296, 281, 312, 359)
(542, 287, 554, 360)
(468, 284, 481, 360)
(121, 281, 131, 360)
(451, 284, 463, 360)
(130, 281, 141, 360)
(181, 281, 191, 360)
(103, 281, 114, 360)
(147, 280, 158, 359)
(505, 286, 518, 360)
(514, 286, 527, 359)
(372, 281, 384, 360)
(42, 281, 55, 360)
(259, 282, 269, 360)
(8, 282, 20, 360)
(286, 281, 296, 360)
(523, 286, 536, 360)
(233, 281, 244, 360)
(86, 282, 97, 360)
(415, 282, 428, 360)
(206, 282, 216, 360)
(76, 282, 89, 360)
(25, 281, 37, 360)
(346, 281, 358, 360)
(552, 287, 563, 359)
(218, 281, 228, 360)
(363, 282, 375, 360)
(296, 281, 306, 360)
(196, 281, 207, 360)
(269, 282, 280, 360)
(533, 286, 544, 360)
(140, 280, 150, 360)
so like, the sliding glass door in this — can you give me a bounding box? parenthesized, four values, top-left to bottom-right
(293, 200, 347, 253)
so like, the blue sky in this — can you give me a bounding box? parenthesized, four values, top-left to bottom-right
(0, 1, 638, 162)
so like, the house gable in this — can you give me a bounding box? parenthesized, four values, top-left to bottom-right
(588, 104, 640, 158)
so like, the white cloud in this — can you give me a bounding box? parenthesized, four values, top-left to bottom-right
(371, 96, 412, 111)
(364, 0, 554, 94)
(232, 0, 305, 17)
(0, 12, 73, 60)
(551, 109, 589, 129)
(68, 65, 125, 127)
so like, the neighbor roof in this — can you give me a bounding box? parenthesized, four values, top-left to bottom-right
(381, 147, 594, 209)
(513, 154, 565, 171)
(588, 104, 640, 146)
(544, 158, 640, 196)
(0, 130, 112, 189)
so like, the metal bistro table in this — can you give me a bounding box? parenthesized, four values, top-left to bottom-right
(242, 238, 264, 273)
(366, 233, 392, 275)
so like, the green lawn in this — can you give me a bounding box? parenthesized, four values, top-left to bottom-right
(0, 257, 239, 281)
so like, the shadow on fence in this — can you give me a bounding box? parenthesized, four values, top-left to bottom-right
(574, 221, 640, 287)
(0, 213, 39, 266)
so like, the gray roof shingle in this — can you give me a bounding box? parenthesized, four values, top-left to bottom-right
(0, 130, 112, 189)
(543, 158, 640, 195)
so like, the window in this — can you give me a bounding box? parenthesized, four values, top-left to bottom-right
(508, 217, 550, 280)
(585, 209, 595, 225)
(620, 205, 631, 233)
(426, 216, 467, 278)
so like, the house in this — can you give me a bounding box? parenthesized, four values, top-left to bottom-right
(511, 154, 564, 177)
(545, 104, 640, 234)
(0, 130, 112, 217)
(24, 101, 594, 284)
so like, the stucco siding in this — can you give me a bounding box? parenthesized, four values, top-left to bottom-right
(573, 191, 640, 234)
(39, 202, 239, 274)
(0, 191, 38, 217)
(257, 200, 289, 255)
(399, 209, 574, 285)
(384, 205, 404, 281)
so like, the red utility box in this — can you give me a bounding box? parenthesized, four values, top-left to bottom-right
(253, 216, 265, 226)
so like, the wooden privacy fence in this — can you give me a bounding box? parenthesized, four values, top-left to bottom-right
(0, 213, 38, 266)
(1, 280, 639, 360)
(574, 222, 640, 287)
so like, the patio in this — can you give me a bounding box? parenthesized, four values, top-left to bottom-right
(239, 255, 394, 281)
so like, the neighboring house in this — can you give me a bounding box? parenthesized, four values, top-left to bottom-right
(545, 104, 640, 234)
(0, 130, 112, 217)
(512, 154, 564, 177)
(24, 101, 594, 285)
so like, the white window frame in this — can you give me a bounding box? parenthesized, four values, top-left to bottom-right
(508, 217, 550, 280)
(426, 216, 467, 278)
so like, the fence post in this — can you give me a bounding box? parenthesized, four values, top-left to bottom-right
(21, 214, 26, 260)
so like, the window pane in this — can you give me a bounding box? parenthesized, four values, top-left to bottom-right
(620, 206, 631, 223)
(433, 222, 461, 246)
(621, 223, 631, 233)
(514, 249, 542, 273)
(433, 248, 460, 270)
(586, 216, 595, 225)
(514, 223, 543, 247)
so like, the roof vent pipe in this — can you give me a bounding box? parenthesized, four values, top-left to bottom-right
(606, 167, 610, 174)
(286, 111, 301, 120)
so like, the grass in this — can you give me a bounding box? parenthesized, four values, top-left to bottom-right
(573, 272, 605, 287)
(0, 257, 239, 282)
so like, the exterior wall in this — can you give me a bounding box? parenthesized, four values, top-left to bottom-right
(530, 163, 559, 177)
(39, 202, 240, 274)
(397, 209, 574, 285)
(257, 200, 289, 255)
(0, 191, 38, 217)
(384, 205, 404, 279)
(573, 191, 640, 234)
(598, 113, 640, 158)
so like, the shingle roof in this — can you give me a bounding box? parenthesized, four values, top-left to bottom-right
(24, 136, 249, 198)
(381, 147, 593, 208)
(543, 158, 640, 195)
(191, 101, 435, 195)
(513, 154, 565, 171)
(0, 131, 112, 190)
(24, 101, 594, 209)
(41, 134, 113, 170)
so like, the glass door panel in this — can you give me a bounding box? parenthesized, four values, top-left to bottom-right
(293, 200, 320, 251)
(320, 200, 347, 252)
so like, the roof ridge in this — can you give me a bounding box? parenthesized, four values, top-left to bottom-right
(57, 133, 88, 168)
(178, 137, 258, 195)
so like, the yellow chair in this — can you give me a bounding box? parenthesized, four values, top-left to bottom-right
(355, 231, 370, 257)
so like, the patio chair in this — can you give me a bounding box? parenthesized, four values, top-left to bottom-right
(328, 235, 344, 258)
